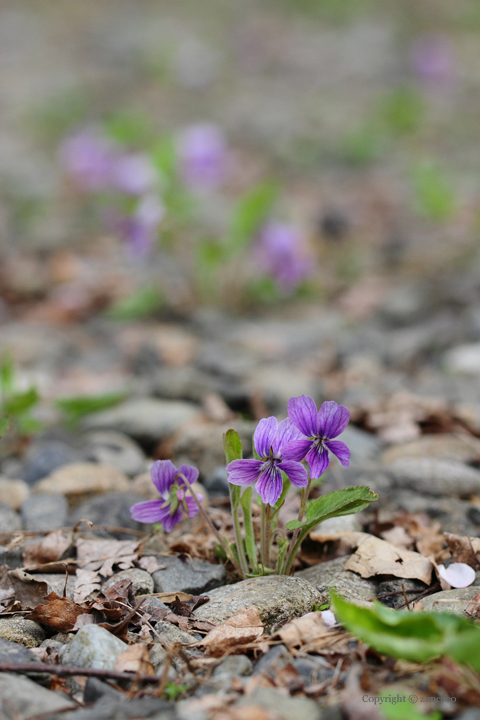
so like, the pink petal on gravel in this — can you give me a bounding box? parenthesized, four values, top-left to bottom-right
(437, 563, 476, 588)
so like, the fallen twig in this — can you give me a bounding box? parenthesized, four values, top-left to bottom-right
(0, 661, 160, 684)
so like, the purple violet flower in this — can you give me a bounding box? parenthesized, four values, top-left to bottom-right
(226, 417, 308, 506)
(111, 154, 157, 196)
(256, 222, 314, 293)
(283, 396, 350, 479)
(411, 35, 454, 87)
(60, 129, 116, 191)
(130, 460, 202, 532)
(178, 123, 227, 189)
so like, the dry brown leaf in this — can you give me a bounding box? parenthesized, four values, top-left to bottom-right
(72, 613, 96, 630)
(198, 606, 264, 657)
(114, 642, 154, 675)
(74, 569, 102, 603)
(26, 591, 92, 632)
(22, 530, 72, 568)
(380, 526, 414, 549)
(8, 569, 49, 609)
(344, 535, 433, 584)
(140, 591, 194, 602)
(465, 591, 480, 618)
(444, 533, 480, 570)
(309, 529, 368, 546)
(276, 611, 331, 651)
(76, 538, 139, 577)
(137, 556, 166, 573)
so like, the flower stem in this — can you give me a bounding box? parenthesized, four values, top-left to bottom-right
(260, 503, 273, 572)
(279, 475, 311, 576)
(179, 473, 244, 578)
(230, 485, 249, 579)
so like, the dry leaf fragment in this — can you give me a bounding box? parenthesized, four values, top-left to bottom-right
(140, 591, 194, 603)
(26, 591, 92, 632)
(74, 569, 102, 603)
(465, 591, 480, 618)
(199, 606, 264, 657)
(276, 612, 331, 651)
(76, 538, 139, 577)
(137, 556, 165, 573)
(344, 535, 433, 584)
(114, 642, 154, 675)
(444, 533, 480, 570)
(22, 530, 72, 569)
(8, 569, 50, 609)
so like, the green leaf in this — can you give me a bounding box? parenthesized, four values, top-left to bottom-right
(3, 387, 40, 416)
(107, 287, 163, 321)
(227, 180, 279, 253)
(240, 486, 258, 571)
(332, 592, 480, 671)
(223, 429, 243, 464)
(380, 85, 424, 136)
(56, 391, 127, 422)
(229, 483, 241, 511)
(412, 161, 457, 222)
(0, 354, 15, 395)
(378, 694, 441, 720)
(286, 485, 378, 532)
(0, 417, 10, 438)
(163, 682, 188, 700)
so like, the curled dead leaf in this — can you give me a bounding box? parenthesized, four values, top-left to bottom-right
(343, 535, 433, 585)
(22, 530, 72, 569)
(198, 606, 264, 657)
(26, 591, 93, 632)
(114, 642, 154, 675)
(276, 611, 331, 652)
(8, 569, 49, 609)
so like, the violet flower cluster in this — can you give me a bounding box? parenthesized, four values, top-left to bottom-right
(227, 396, 350, 505)
(130, 460, 202, 532)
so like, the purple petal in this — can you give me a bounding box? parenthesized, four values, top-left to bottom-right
(438, 563, 476, 588)
(278, 460, 308, 488)
(254, 416, 278, 458)
(324, 440, 350, 467)
(282, 438, 313, 463)
(227, 459, 263, 486)
(288, 395, 318, 438)
(176, 464, 199, 487)
(130, 500, 164, 523)
(184, 495, 202, 518)
(272, 418, 302, 456)
(256, 464, 283, 506)
(317, 401, 350, 439)
(306, 445, 330, 479)
(150, 460, 177, 495)
(160, 506, 183, 533)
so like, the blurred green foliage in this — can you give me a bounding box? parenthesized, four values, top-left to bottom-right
(412, 161, 457, 221)
(56, 391, 128, 425)
(0, 354, 41, 436)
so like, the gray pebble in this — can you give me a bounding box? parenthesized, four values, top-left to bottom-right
(152, 555, 226, 595)
(0, 617, 46, 647)
(21, 493, 68, 531)
(59, 625, 126, 670)
(0, 502, 21, 532)
(102, 568, 154, 596)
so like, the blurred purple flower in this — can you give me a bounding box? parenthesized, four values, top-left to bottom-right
(283, 396, 350, 479)
(226, 416, 308, 506)
(256, 223, 314, 293)
(60, 129, 116, 191)
(111, 154, 157, 195)
(130, 460, 202, 532)
(107, 194, 164, 258)
(178, 123, 227, 189)
(411, 35, 454, 86)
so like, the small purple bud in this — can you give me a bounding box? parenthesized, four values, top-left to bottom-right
(60, 129, 116, 191)
(111, 154, 157, 196)
(411, 35, 454, 86)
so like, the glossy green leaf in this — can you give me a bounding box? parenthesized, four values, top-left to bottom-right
(286, 485, 377, 532)
(223, 429, 243, 464)
(332, 592, 480, 670)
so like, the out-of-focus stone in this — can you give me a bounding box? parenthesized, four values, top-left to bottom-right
(0, 673, 75, 717)
(386, 458, 480, 498)
(23, 441, 83, 485)
(0, 503, 21, 532)
(152, 555, 225, 595)
(0, 477, 29, 510)
(59, 625, 126, 669)
(444, 343, 480, 375)
(102, 568, 154, 596)
(420, 587, 480, 616)
(81, 430, 146, 477)
(382, 435, 480, 465)
(21, 493, 68, 531)
(82, 398, 201, 446)
(34, 463, 130, 508)
(67, 491, 148, 538)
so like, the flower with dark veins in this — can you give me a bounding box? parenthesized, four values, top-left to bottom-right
(130, 460, 202, 532)
(226, 416, 308, 506)
(283, 396, 350, 479)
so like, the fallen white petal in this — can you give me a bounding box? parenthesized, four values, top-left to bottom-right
(437, 563, 476, 588)
(321, 609, 337, 626)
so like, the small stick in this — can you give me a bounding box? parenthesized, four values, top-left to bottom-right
(396, 582, 440, 611)
(0, 662, 161, 684)
(401, 583, 410, 611)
